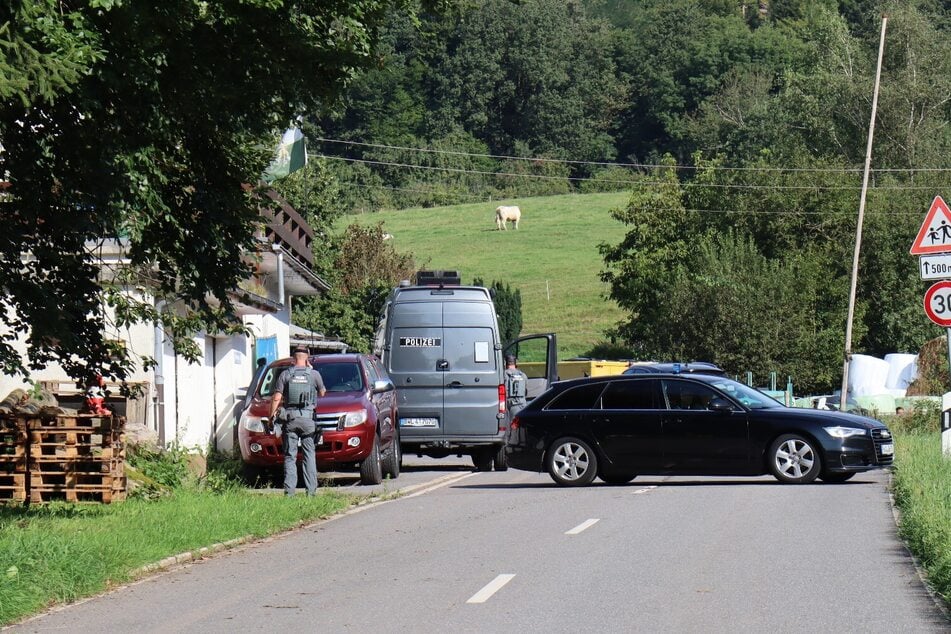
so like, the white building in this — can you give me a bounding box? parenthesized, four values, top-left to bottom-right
(0, 192, 332, 452)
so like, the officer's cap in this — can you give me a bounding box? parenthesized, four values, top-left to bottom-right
(504, 354, 517, 364)
(292, 345, 309, 354)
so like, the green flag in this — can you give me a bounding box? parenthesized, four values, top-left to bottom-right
(263, 127, 306, 182)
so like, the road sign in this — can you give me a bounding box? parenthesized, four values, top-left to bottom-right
(923, 280, 951, 327)
(919, 254, 951, 280)
(910, 196, 951, 255)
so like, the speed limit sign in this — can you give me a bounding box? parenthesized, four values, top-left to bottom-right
(924, 280, 951, 327)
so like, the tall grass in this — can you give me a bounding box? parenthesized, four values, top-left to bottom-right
(890, 419, 951, 606)
(0, 488, 352, 625)
(345, 191, 631, 358)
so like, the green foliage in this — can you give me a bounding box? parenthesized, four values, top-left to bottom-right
(473, 278, 523, 343)
(127, 445, 189, 491)
(295, 223, 417, 352)
(891, 431, 951, 606)
(0, 0, 443, 385)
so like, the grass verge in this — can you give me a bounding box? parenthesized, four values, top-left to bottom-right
(0, 486, 353, 625)
(890, 428, 951, 608)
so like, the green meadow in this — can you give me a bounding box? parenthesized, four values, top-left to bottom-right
(346, 191, 632, 358)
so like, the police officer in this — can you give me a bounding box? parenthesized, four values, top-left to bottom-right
(504, 354, 528, 417)
(269, 345, 326, 496)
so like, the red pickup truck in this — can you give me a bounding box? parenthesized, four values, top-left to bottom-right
(237, 353, 400, 485)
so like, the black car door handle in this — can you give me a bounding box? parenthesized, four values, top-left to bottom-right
(447, 381, 463, 388)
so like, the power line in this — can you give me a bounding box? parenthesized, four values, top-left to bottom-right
(316, 154, 949, 191)
(337, 182, 926, 215)
(313, 137, 951, 174)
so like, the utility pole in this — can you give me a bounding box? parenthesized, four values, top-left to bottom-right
(841, 15, 887, 412)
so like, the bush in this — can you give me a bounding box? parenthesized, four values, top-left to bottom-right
(888, 401, 942, 435)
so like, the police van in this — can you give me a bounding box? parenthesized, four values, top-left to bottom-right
(373, 270, 556, 470)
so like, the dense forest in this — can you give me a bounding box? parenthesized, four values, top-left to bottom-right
(278, 0, 951, 391)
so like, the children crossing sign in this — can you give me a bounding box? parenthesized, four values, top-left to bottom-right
(910, 196, 951, 255)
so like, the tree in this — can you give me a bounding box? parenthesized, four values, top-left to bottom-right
(474, 278, 522, 344)
(294, 223, 417, 352)
(0, 0, 445, 384)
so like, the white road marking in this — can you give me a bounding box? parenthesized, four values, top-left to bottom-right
(466, 574, 516, 604)
(632, 486, 657, 495)
(565, 518, 600, 535)
(400, 472, 476, 499)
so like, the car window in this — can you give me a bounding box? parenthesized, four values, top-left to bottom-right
(364, 358, 380, 384)
(663, 380, 719, 410)
(707, 379, 783, 409)
(259, 366, 284, 398)
(602, 379, 657, 409)
(546, 383, 606, 410)
(317, 363, 365, 392)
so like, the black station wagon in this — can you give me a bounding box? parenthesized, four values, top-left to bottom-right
(505, 374, 894, 486)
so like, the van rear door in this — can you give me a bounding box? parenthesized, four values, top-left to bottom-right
(442, 300, 501, 436)
(389, 300, 445, 437)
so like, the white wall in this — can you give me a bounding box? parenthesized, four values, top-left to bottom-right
(2, 289, 296, 453)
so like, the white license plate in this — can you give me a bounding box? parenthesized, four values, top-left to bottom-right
(400, 417, 438, 428)
(881, 443, 894, 456)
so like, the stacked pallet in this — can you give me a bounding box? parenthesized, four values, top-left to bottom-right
(0, 414, 126, 504)
(0, 418, 27, 503)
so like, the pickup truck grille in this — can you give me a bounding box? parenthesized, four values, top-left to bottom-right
(314, 414, 345, 431)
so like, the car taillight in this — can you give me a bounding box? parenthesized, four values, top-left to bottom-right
(498, 384, 506, 414)
(510, 417, 520, 431)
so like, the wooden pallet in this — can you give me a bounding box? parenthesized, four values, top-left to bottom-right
(29, 430, 124, 460)
(0, 414, 128, 504)
(0, 472, 26, 502)
(26, 415, 121, 431)
(29, 487, 125, 504)
(30, 470, 125, 489)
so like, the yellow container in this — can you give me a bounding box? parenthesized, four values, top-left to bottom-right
(519, 360, 629, 381)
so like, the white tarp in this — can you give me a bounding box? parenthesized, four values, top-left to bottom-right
(884, 353, 918, 390)
(848, 354, 891, 397)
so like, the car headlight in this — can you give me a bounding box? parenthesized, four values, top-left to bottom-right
(343, 410, 368, 428)
(823, 426, 867, 439)
(243, 417, 267, 433)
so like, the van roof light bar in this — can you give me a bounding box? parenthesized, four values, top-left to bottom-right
(416, 270, 461, 286)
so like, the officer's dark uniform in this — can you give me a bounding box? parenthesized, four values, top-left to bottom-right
(273, 350, 325, 496)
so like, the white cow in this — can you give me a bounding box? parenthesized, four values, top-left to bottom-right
(495, 205, 521, 230)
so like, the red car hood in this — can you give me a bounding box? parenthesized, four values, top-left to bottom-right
(245, 392, 365, 417)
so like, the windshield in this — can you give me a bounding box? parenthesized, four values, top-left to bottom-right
(259, 362, 365, 397)
(318, 363, 365, 393)
(708, 378, 784, 410)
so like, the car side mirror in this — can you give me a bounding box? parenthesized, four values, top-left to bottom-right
(709, 397, 734, 413)
(372, 379, 395, 394)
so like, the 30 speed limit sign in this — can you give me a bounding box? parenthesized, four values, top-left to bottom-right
(924, 280, 951, 327)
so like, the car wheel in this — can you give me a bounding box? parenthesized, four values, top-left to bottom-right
(546, 437, 598, 486)
(359, 435, 384, 485)
(493, 444, 509, 471)
(768, 434, 821, 484)
(382, 432, 401, 479)
(472, 448, 494, 472)
(598, 470, 637, 485)
(819, 471, 855, 483)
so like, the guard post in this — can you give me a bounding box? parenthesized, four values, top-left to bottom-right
(943, 404, 951, 457)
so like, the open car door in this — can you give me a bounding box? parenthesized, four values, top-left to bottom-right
(502, 333, 558, 401)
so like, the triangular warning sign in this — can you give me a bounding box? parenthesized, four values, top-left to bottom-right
(911, 196, 951, 255)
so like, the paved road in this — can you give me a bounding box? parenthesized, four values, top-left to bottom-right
(13, 465, 950, 633)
